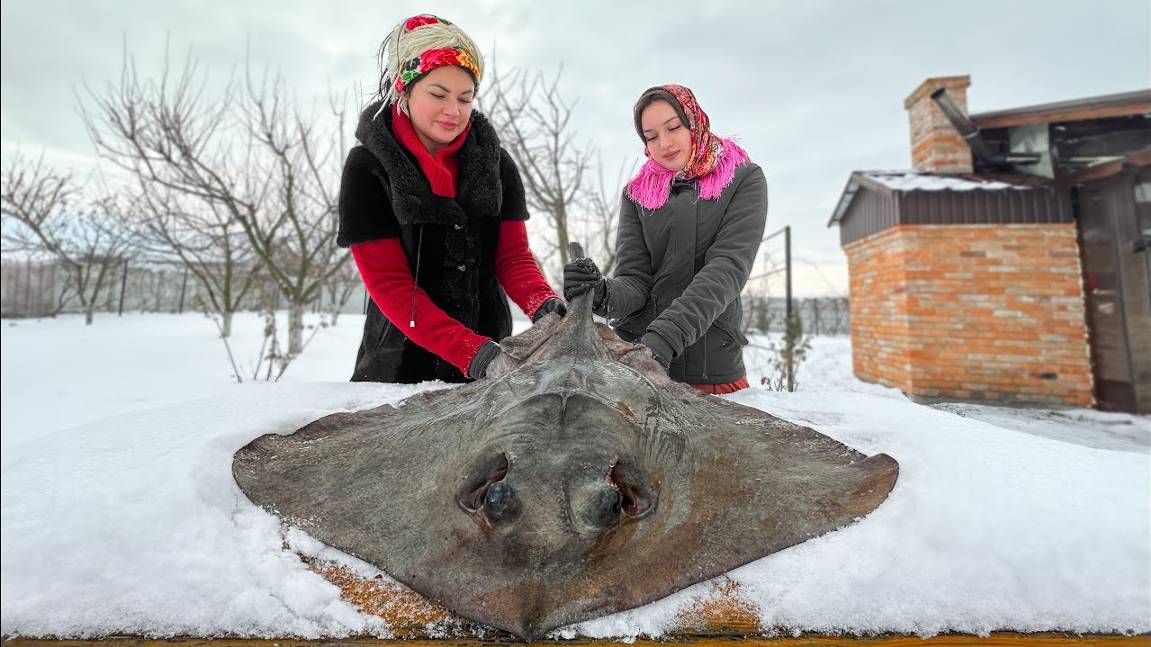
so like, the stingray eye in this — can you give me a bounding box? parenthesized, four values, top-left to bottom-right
(458, 453, 510, 513)
(483, 482, 521, 524)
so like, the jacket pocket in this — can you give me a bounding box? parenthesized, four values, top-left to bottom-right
(713, 314, 749, 347)
(372, 318, 402, 351)
(353, 318, 406, 383)
(697, 322, 744, 382)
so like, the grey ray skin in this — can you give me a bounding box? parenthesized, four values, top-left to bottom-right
(232, 244, 899, 641)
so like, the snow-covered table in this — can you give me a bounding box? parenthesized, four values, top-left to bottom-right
(2, 379, 1148, 643)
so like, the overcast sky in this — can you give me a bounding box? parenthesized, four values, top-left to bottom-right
(2, 0, 1148, 295)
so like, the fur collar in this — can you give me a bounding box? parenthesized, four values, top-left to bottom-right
(355, 101, 502, 226)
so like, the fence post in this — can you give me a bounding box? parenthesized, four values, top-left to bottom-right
(23, 258, 33, 318)
(784, 226, 795, 392)
(177, 268, 189, 314)
(117, 258, 129, 316)
(784, 226, 792, 324)
(48, 262, 57, 316)
(34, 258, 44, 316)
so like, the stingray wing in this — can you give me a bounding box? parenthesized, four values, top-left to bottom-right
(232, 383, 494, 585)
(578, 388, 898, 616)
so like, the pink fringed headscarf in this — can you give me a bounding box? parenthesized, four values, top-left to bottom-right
(626, 84, 751, 210)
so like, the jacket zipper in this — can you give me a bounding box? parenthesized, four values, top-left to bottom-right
(702, 327, 709, 380)
(410, 224, 424, 328)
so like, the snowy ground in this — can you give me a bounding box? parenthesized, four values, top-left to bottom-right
(1, 312, 1148, 638)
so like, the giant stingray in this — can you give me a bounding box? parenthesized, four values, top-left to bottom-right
(233, 246, 899, 640)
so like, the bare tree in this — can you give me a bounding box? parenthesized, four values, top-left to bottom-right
(0, 154, 75, 252)
(232, 66, 351, 353)
(80, 45, 350, 355)
(482, 65, 593, 276)
(321, 258, 363, 326)
(575, 152, 635, 276)
(130, 185, 261, 337)
(1, 154, 137, 324)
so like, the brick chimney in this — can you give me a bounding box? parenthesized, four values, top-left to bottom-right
(904, 75, 973, 173)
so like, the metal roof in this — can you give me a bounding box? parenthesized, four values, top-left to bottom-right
(827, 170, 1073, 247)
(827, 171, 1052, 226)
(971, 89, 1151, 128)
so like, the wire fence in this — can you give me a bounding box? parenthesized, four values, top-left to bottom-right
(741, 225, 850, 336)
(742, 295, 850, 336)
(2, 257, 848, 335)
(0, 258, 366, 319)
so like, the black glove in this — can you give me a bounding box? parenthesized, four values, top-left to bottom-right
(532, 297, 567, 322)
(468, 340, 507, 380)
(564, 258, 607, 307)
(640, 332, 673, 370)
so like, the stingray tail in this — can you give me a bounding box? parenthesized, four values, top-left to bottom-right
(563, 242, 609, 360)
(566, 242, 593, 321)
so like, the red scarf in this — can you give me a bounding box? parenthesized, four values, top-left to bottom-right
(390, 103, 471, 197)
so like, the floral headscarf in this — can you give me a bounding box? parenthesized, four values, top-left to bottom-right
(374, 15, 484, 116)
(660, 85, 723, 180)
(626, 84, 751, 210)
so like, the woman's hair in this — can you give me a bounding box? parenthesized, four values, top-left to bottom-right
(633, 87, 692, 141)
(372, 15, 484, 110)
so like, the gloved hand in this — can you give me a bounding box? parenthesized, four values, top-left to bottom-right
(640, 332, 673, 370)
(563, 257, 607, 308)
(468, 340, 515, 380)
(532, 297, 567, 322)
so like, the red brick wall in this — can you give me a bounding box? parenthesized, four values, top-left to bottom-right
(846, 227, 913, 388)
(904, 76, 973, 174)
(846, 224, 1093, 406)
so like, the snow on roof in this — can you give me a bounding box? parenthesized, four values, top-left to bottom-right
(828, 170, 1042, 226)
(861, 171, 1029, 192)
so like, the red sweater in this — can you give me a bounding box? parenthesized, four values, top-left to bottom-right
(350, 107, 557, 377)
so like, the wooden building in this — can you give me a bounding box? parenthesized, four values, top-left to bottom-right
(829, 76, 1151, 413)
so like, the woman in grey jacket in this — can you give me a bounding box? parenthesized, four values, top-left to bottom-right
(565, 84, 767, 393)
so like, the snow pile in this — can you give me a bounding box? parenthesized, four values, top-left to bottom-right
(2, 313, 1148, 638)
(0, 381, 402, 637)
(0, 312, 367, 450)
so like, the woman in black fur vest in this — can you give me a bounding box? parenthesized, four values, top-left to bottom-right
(337, 14, 564, 384)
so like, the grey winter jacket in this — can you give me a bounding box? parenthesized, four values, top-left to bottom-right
(596, 163, 768, 384)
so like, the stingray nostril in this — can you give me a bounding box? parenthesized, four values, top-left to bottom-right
(483, 481, 521, 524)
